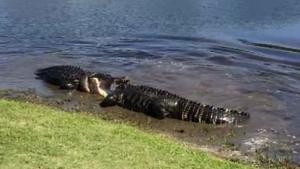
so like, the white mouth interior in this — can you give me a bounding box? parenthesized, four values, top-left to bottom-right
(90, 77, 108, 97)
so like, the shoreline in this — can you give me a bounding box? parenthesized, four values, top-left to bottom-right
(0, 89, 297, 168)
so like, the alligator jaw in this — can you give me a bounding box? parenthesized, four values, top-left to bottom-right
(89, 77, 108, 97)
(79, 76, 90, 93)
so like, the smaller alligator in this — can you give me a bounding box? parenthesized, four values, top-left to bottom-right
(100, 84, 250, 125)
(35, 65, 129, 96)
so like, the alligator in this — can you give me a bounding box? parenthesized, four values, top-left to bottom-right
(35, 65, 129, 96)
(100, 84, 250, 125)
(100, 87, 173, 119)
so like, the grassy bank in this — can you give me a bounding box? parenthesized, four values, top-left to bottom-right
(0, 99, 254, 169)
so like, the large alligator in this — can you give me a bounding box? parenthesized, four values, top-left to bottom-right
(100, 87, 172, 119)
(100, 84, 250, 125)
(35, 65, 129, 96)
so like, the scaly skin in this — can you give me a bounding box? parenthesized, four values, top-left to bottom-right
(102, 84, 250, 125)
(35, 65, 129, 95)
(100, 87, 173, 119)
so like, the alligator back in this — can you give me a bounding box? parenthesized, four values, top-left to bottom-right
(35, 65, 90, 90)
(117, 84, 182, 100)
(100, 88, 169, 119)
(117, 84, 250, 125)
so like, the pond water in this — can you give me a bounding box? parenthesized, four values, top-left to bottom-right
(0, 0, 300, 164)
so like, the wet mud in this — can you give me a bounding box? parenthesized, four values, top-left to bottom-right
(0, 88, 298, 168)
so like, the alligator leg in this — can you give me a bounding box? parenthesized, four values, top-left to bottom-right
(148, 101, 168, 119)
(148, 98, 179, 119)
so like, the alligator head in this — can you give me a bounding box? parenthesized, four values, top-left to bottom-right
(78, 72, 129, 97)
(99, 91, 118, 107)
(88, 77, 109, 97)
(92, 73, 129, 90)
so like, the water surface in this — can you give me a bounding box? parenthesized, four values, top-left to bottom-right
(0, 0, 300, 164)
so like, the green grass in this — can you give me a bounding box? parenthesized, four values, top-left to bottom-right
(0, 99, 255, 169)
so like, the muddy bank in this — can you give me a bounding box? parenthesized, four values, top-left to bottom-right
(0, 88, 297, 168)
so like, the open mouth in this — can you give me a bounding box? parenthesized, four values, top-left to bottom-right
(88, 77, 109, 97)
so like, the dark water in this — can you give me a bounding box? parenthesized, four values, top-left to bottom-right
(1, 0, 300, 163)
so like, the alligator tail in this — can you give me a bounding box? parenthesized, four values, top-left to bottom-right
(172, 99, 250, 125)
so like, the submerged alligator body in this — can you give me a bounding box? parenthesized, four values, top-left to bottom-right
(35, 65, 128, 96)
(101, 84, 250, 125)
